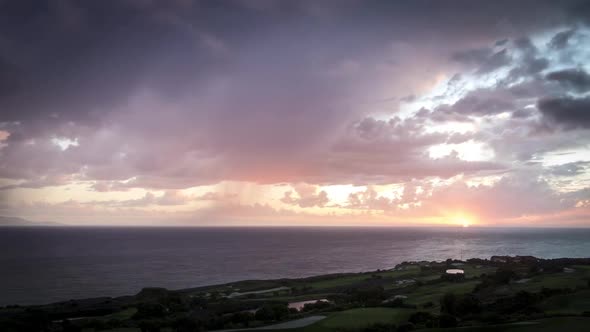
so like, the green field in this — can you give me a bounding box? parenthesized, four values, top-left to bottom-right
(424, 317, 590, 332)
(538, 289, 590, 315)
(317, 308, 413, 330)
(235, 313, 590, 332)
(304, 275, 374, 290)
(247, 307, 415, 332)
(302, 266, 424, 290)
(84, 329, 139, 332)
(100, 307, 138, 321)
(509, 268, 590, 294)
(405, 280, 480, 308)
(460, 265, 496, 277)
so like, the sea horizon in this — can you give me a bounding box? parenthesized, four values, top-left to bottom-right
(5, 224, 590, 229)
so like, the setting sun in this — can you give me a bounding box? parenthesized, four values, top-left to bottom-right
(451, 215, 474, 228)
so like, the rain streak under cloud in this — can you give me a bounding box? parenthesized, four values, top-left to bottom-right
(0, 0, 590, 227)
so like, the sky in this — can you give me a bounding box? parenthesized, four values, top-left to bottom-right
(0, 0, 589, 227)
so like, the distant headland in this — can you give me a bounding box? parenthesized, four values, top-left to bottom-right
(0, 216, 61, 227)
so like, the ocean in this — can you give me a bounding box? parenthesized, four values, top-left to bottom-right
(1, 226, 589, 306)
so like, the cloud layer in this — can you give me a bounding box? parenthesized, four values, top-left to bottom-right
(0, 0, 589, 226)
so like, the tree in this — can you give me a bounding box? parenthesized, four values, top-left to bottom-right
(350, 285, 386, 304)
(422, 301, 434, 309)
(440, 293, 457, 316)
(456, 294, 481, 316)
(254, 304, 289, 322)
(302, 300, 330, 312)
(172, 317, 202, 332)
(25, 309, 50, 332)
(61, 319, 81, 332)
(397, 322, 415, 332)
(362, 322, 396, 332)
(230, 311, 254, 327)
(134, 303, 167, 319)
(493, 268, 516, 284)
(138, 320, 162, 332)
(408, 311, 435, 325)
(439, 314, 458, 328)
(514, 291, 537, 308)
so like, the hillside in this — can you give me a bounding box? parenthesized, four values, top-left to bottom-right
(1, 256, 590, 332)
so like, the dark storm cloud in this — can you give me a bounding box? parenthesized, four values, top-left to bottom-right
(428, 76, 554, 122)
(451, 48, 511, 74)
(537, 96, 590, 129)
(505, 37, 549, 81)
(495, 39, 509, 47)
(433, 91, 515, 120)
(548, 29, 577, 49)
(0, 0, 588, 190)
(0, 57, 22, 99)
(569, 0, 590, 24)
(0, 0, 583, 122)
(546, 68, 590, 93)
(0, 0, 233, 125)
(512, 108, 535, 119)
(549, 161, 590, 176)
(522, 58, 550, 75)
(0, 1, 578, 122)
(429, 28, 590, 125)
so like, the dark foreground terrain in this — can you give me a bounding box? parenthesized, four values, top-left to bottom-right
(2, 256, 590, 332)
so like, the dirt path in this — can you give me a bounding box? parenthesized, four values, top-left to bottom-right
(227, 286, 290, 298)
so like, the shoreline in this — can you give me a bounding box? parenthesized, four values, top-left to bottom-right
(4, 255, 589, 308)
(2, 255, 590, 332)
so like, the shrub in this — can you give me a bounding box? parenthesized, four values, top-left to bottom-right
(397, 322, 415, 332)
(171, 317, 202, 332)
(438, 314, 458, 328)
(254, 304, 289, 322)
(133, 303, 167, 319)
(302, 300, 331, 312)
(138, 319, 163, 332)
(349, 285, 386, 304)
(408, 311, 435, 325)
(362, 322, 396, 332)
(493, 268, 516, 284)
(456, 294, 481, 316)
(421, 301, 434, 309)
(440, 293, 457, 315)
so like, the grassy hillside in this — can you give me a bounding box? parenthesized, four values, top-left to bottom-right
(2, 256, 590, 332)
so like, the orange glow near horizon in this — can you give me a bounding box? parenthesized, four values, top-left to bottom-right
(459, 217, 471, 228)
(446, 212, 477, 228)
